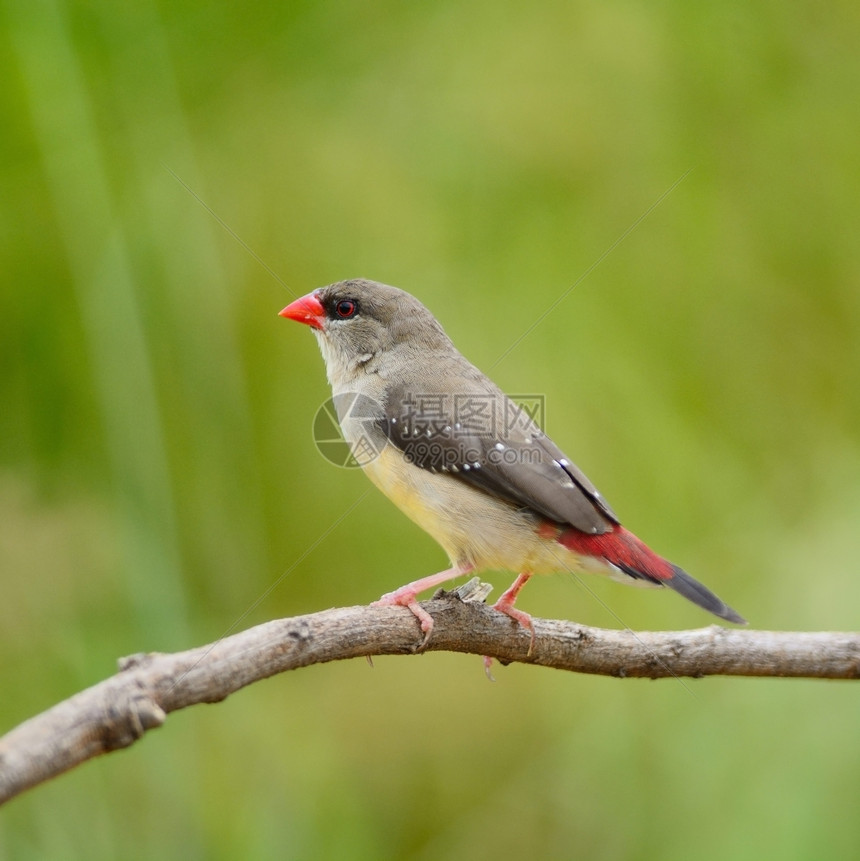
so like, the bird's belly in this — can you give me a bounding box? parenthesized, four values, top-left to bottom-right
(361, 444, 589, 575)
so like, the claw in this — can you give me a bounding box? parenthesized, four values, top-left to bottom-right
(372, 590, 434, 649)
(372, 565, 473, 650)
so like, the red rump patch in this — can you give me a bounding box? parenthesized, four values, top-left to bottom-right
(555, 524, 675, 582)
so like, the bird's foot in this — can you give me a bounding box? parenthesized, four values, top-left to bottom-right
(373, 588, 434, 650)
(372, 567, 473, 651)
(483, 596, 536, 677)
(492, 598, 535, 642)
(482, 572, 536, 676)
(491, 574, 536, 655)
(490, 598, 536, 659)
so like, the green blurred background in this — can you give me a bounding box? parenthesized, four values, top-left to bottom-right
(2, 1, 860, 858)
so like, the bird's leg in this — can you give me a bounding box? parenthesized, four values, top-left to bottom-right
(373, 565, 473, 648)
(484, 572, 536, 676)
(492, 572, 534, 634)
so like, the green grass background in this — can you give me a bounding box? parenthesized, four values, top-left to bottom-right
(3, 1, 860, 858)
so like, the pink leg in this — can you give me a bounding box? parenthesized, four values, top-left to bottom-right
(485, 573, 535, 675)
(373, 565, 473, 648)
(492, 572, 534, 630)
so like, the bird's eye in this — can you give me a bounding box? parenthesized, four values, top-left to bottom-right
(335, 298, 358, 319)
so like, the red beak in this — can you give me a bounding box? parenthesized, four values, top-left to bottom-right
(279, 292, 325, 330)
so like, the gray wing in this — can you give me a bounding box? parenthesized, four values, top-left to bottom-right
(379, 382, 618, 535)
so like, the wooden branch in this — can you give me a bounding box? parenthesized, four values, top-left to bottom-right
(1, 579, 858, 806)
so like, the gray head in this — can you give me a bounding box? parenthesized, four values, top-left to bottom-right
(281, 278, 456, 387)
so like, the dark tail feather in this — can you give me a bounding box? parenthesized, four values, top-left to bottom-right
(557, 524, 746, 624)
(666, 564, 746, 625)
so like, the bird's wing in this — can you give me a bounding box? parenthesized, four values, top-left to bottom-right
(378, 381, 618, 534)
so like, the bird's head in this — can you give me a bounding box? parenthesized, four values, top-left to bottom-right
(280, 279, 454, 387)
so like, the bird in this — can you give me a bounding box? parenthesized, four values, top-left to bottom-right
(280, 278, 745, 652)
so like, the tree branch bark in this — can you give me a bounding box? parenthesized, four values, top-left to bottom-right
(1, 579, 858, 806)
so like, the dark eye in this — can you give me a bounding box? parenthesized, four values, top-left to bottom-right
(335, 298, 358, 319)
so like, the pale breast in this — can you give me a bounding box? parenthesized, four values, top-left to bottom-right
(360, 443, 588, 575)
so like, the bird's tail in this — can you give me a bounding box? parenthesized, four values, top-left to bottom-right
(557, 525, 746, 625)
(662, 563, 746, 624)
